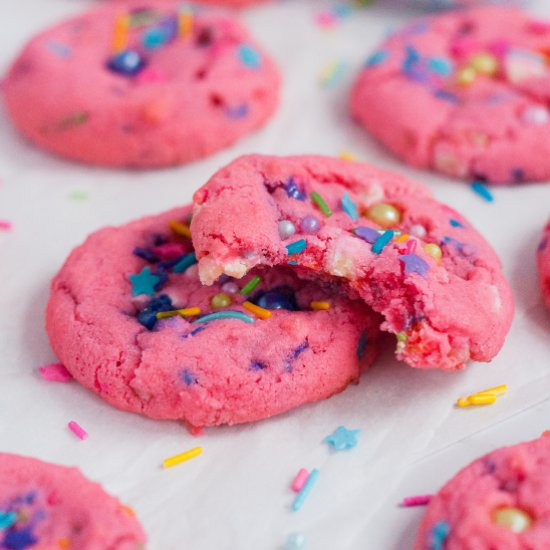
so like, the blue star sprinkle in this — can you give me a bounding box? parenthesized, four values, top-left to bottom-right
(0, 510, 16, 530)
(399, 253, 429, 277)
(129, 266, 160, 296)
(323, 426, 361, 451)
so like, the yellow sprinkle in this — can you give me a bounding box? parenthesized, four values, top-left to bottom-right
(242, 301, 272, 320)
(168, 220, 191, 238)
(339, 150, 356, 162)
(472, 384, 507, 397)
(457, 394, 497, 407)
(395, 233, 409, 243)
(121, 504, 136, 517)
(156, 307, 201, 320)
(178, 10, 193, 39)
(423, 243, 442, 261)
(163, 446, 203, 469)
(112, 15, 129, 53)
(311, 301, 331, 311)
(58, 539, 71, 549)
(456, 66, 477, 86)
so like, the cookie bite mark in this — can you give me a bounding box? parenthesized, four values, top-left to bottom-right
(191, 155, 514, 371)
(351, 6, 550, 184)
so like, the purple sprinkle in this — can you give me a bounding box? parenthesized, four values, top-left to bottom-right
(251, 360, 267, 371)
(353, 226, 380, 244)
(181, 369, 198, 385)
(399, 253, 429, 277)
(300, 215, 321, 234)
(285, 178, 306, 201)
(225, 103, 249, 119)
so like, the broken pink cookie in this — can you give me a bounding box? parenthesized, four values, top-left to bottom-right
(191, 154, 514, 371)
(0, 453, 146, 550)
(537, 219, 550, 311)
(46, 205, 380, 427)
(414, 435, 550, 550)
(350, 6, 550, 184)
(3, 3, 280, 168)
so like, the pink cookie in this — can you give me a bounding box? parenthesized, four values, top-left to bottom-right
(46, 205, 380, 427)
(3, 3, 280, 168)
(414, 435, 550, 550)
(350, 6, 550, 184)
(191, 154, 514, 371)
(537, 219, 550, 310)
(0, 453, 145, 549)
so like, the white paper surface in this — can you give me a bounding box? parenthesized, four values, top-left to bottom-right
(1, 1, 550, 549)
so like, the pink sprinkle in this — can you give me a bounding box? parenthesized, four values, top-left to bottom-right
(315, 12, 337, 28)
(0, 220, 12, 230)
(151, 242, 187, 260)
(68, 421, 88, 440)
(402, 495, 432, 507)
(406, 239, 417, 254)
(291, 468, 310, 493)
(39, 363, 73, 382)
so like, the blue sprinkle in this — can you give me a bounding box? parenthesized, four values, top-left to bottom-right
(153, 267, 168, 292)
(142, 27, 170, 49)
(285, 178, 306, 201)
(106, 49, 147, 77)
(0, 511, 17, 530)
(225, 103, 249, 119)
(137, 294, 173, 330)
(356, 331, 368, 359)
(173, 253, 197, 273)
(46, 40, 71, 58)
(449, 219, 463, 228)
(250, 360, 267, 371)
(290, 341, 308, 359)
(428, 521, 450, 550)
(433, 90, 459, 103)
(428, 57, 453, 76)
(286, 239, 307, 255)
(471, 181, 494, 202)
(193, 311, 254, 325)
(181, 369, 198, 385)
(365, 50, 388, 67)
(3, 527, 38, 550)
(133, 247, 159, 263)
(288, 261, 298, 265)
(511, 168, 525, 183)
(181, 326, 206, 339)
(292, 468, 320, 512)
(341, 192, 359, 220)
(371, 230, 394, 254)
(238, 44, 261, 69)
(353, 226, 380, 244)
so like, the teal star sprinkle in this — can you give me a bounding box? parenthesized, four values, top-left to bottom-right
(323, 426, 361, 451)
(129, 267, 160, 296)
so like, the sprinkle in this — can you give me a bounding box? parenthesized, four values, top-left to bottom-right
(353, 226, 380, 244)
(471, 181, 494, 202)
(286, 239, 307, 255)
(68, 421, 88, 440)
(285, 533, 307, 550)
(46, 40, 71, 58)
(168, 220, 191, 238)
(300, 215, 321, 235)
(238, 44, 261, 69)
(0, 220, 13, 230)
(130, 267, 160, 296)
(68, 190, 88, 200)
(371, 230, 394, 254)
(450, 219, 464, 228)
(428, 521, 450, 550)
(279, 220, 296, 240)
(211, 293, 232, 309)
(285, 178, 306, 201)
(193, 311, 254, 325)
(399, 253, 430, 277)
(291, 469, 310, 493)
(173, 253, 197, 273)
(57, 538, 71, 549)
(107, 49, 146, 76)
(341, 192, 359, 220)
(323, 426, 361, 451)
(311, 301, 331, 311)
(112, 15, 129, 53)
(240, 275, 261, 295)
(310, 191, 332, 217)
(457, 394, 497, 407)
(38, 363, 73, 382)
(0, 511, 17, 530)
(395, 233, 409, 243)
(225, 103, 249, 119)
(163, 446, 203, 469)
(319, 61, 348, 88)
(292, 468, 320, 512)
(365, 50, 388, 67)
(339, 150, 356, 161)
(405, 239, 417, 254)
(402, 495, 432, 507)
(474, 384, 508, 397)
(156, 307, 201, 319)
(178, 8, 193, 39)
(242, 301, 272, 320)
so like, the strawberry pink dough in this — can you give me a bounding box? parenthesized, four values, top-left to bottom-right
(46, 205, 380, 427)
(2, 3, 280, 168)
(191, 154, 514, 372)
(537, 218, 550, 311)
(0, 453, 145, 550)
(414, 435, 550, 550)
(350, 6, 550, 184)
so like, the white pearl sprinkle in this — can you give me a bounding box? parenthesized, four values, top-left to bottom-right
(278, 220, 296, 240)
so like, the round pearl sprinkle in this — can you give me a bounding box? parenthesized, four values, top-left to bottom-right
(279, 220, 296, 240)
(285, 533, 307, 550)
(493, 507, 533, 533)
(221, 282, 239, 295)
(423, 243, 442, 261)
(523, 106, 550, 125)
(456, 66, 477, 86)
(469, 53, 498, 76)
(366, 203, 401, 228)
(409, 224, 427, 238)
(300, 215, 321, 234)
(211, 293, 232, 309)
